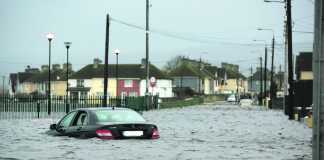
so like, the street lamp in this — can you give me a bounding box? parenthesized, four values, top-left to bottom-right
(113, 49, 120, 97)
(64, 42, 72, 96)
(257, 28, 276, 109)
(264, 0, 285, 3)
(46, 32, 54, 115)
(64, 41, 71, 114)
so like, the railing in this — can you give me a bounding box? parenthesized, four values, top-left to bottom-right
(0, 95, 159, 119)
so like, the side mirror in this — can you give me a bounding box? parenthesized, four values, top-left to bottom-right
(50, 124, 56, 130)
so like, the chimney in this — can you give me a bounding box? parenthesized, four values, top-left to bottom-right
(41, 65, 49, 72)
(141, 58, 146, 69)
(63, 63, 72, 72)
(52, 64, 61, 71)
(93, 58, 102, 68)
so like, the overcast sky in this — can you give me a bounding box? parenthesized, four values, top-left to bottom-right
(0, 0, 314, 82)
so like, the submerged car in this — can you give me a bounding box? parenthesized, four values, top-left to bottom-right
(48, 107, 160, 140)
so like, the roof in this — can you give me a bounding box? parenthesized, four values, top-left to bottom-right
(226, 70, 246, 79)
(216, 68, 226, 79)
(15, 72, 37, 83)
(25, 70, 67, 82)
(75, 107, 132, 111)
(70, 64, 168, 79)
(168, 64, 214, 78)
(205, 66, 218, 75)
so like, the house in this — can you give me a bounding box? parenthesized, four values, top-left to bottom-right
(167, 57, 216, 95)
(9, 64, 69, 96)
(205, 66, 220, 93)
(9, 66, 40, 95)
(296, 52, 313, 80)
(294, 52, 313, 109)
(248, 67, 271, 94)
(69, 59, 172, 98)
(217, 63, 247, 94)
(169, 63, 215, 95)
(25, 70, 67, 96)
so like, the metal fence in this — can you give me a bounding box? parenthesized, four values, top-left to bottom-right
(0, 95, 159, 119)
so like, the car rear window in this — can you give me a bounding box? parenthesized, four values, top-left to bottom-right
(94, 109, 146, 123)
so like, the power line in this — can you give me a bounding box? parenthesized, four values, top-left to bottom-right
(110, 17, 285, 46)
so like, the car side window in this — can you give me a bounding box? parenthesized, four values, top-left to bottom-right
(58, 111, 77, 128)
(75, 112, 88, 126)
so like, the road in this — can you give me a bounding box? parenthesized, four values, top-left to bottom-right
(0, 104, 312, 160)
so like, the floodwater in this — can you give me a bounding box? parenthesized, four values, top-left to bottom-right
(0, 104, 312, 160)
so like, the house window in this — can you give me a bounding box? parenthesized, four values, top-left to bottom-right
(124, 80, 133, 88)
(96, 92, 103, 96)
(77, 80, 84, 87)
(80, 91, 88, 98)
(129, 92, 137, 97)
(121, 92, 127, 97)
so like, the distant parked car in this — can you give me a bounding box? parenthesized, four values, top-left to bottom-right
(48, 107, 160, 140)
(227, 94, 236, 102)
(239, 99, 253, 107)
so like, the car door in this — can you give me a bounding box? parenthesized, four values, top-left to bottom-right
(68, 111, 90, 138)
(56, 111, 78, 136)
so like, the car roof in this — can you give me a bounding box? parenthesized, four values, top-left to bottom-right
(74, 107, 134, 112)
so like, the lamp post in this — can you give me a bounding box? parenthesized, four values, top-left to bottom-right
(113, 49, 120, 97)
(257, 28, 275, 109)
(64, 41, 71, 114)
(46, 32, 54, 115)
(64, 42, 71, 96)
(145, 0, 150, 96)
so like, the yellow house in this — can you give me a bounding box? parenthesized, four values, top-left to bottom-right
(18, 82, 37, 94)
(219, 78, 248, 94)
(51, 81, 67, 96)
(89, 78, 117, 96)
(300, 71, 313, 80)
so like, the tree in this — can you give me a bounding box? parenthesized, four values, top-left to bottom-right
(163, 55, 185, 74)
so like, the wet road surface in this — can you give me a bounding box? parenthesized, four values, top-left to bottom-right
(0, 104, 312, 160)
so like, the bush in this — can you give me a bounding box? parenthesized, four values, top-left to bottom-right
(159, 96, 203, 109)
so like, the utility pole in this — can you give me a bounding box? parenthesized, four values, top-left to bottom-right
(2, 76, 5, 95)
(269, 36, 275, 109)
(286, 0, 294, 120)
(145, 0, 150, 96)
(199, 58, 202, 94)
(279, 65, 282, 90)
(236, 67, 240, 104)
(103, 14, 110, 107)
(260, 57, 263, 105)
(313, 0, 324, 158)
(264, 46, 268, 102)
(250, 67, 253, 92)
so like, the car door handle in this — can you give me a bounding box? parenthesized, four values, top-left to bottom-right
(57, 128, 65, 132)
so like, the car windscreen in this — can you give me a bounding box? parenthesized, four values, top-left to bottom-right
(94, 110, 146, 123)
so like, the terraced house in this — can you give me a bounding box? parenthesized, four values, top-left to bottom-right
(9, 65, 69, 96)
(69, 59, 173, 98)
(169, 63, 215, 95)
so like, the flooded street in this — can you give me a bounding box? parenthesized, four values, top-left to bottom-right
(0, 104, 312, 160)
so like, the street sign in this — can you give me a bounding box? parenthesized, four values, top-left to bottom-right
(150, 77, 156, 87)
